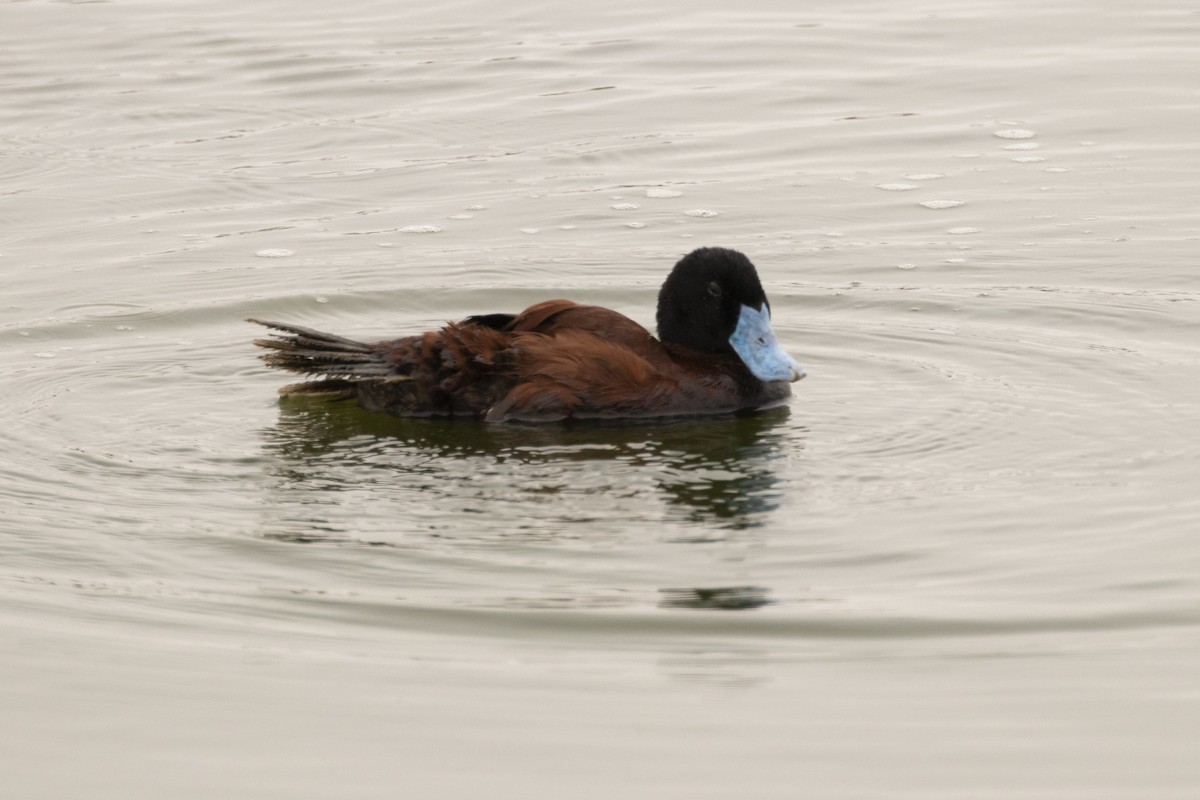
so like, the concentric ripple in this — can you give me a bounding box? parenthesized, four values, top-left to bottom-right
(3, 275, 1197, 641)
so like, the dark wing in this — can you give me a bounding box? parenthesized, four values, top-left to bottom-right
(484, 328, 672, 422)
(462, 313, 517, 330)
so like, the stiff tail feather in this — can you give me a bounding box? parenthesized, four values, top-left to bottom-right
(248, 318, 406, 398)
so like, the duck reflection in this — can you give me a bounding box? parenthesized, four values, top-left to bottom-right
(257, 398, 800, 542)
(658, 586, 773, 610)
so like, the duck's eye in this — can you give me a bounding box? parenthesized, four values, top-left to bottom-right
(706, 281, 721, 297)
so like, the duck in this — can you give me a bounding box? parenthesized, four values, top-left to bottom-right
(249, 247, 805, 423)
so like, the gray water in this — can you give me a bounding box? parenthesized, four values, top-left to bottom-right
(3, 0, 1199, 797)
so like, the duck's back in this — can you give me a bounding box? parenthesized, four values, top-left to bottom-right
(485, 301, 778, 422)
(362, 300, 673, 421)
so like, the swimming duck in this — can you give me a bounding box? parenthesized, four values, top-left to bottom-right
(250, 247, 805, 423)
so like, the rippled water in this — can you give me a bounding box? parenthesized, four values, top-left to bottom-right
(4, 0, 1200, 797)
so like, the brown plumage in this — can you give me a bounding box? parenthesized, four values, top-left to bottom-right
(250, 247, 805, 423)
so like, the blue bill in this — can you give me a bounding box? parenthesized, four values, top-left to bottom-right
(729, 304, 806, 382)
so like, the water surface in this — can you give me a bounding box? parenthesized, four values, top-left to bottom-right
(3, 0, 1199, 797)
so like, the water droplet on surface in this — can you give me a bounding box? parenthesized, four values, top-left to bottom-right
(401, 225, 442, 234)
(559, 224, 577, 230)
(519, 227, 540, 234)
(904, 173, 945, 180)
(684, 209, 720, 218)
(877, 183, 918, 191)
(447, 214, 474, 220)
(919, 200, 964, 209)
(115, 325, 134, 331)
(466, 205, 487, 211)
(945, 258, 966, 263)
(994, 129, 1036, 139)
(611, 203, 639, 210)
(948, 227, 980, 235)
(625, 222, 645, 229)
(255, 248, 294, 258)
(35, 352, 56, 359)
(645, 188, 682, 198)
(1011, 156, 1046, 163)
(1005, 142, 1039, 150)
(1045, 167, 1070, 173)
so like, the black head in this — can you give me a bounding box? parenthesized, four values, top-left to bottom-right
(656, 247, 805, 383)
(656, 247, 770, 353)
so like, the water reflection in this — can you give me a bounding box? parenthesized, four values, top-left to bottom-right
(257, 398, 800, 541)
(658, 586, 773, 610)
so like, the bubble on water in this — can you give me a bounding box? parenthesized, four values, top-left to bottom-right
(919, 199, 964, 209)
(401, 225, 442, 234)
(994, 129, 1036, 139)
(877, 183, 918, 191)
(949, 227, 980, 235)
(255, 248, 294, 258)
(1011, 156, 1046, 163)
(1044, 167, 1070, 173)
(824, 230, 844, 237)
(447, 214, 475, 220)
(625, 222, 645, 229)
(645, 188, 683, 198)
(18, 331, 30, 337)
(1005, 142, 1040, 150)
(904, 173, 945, 180)
(559, 224, 577, 230)
(35, 352, 57, 359)
(897, 263, 917, 270)
(685, 209, 720, 218)
(378, 242, 396, 248)
(1080, 141, 1097, 147)
(520, 227, 540, 234)
(115, 325, 134, 331)
(466, 205, 487, 211)
(315, 296, 329, 304)
(611, 203, 639, 210)
(944, 258, 966, 263)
